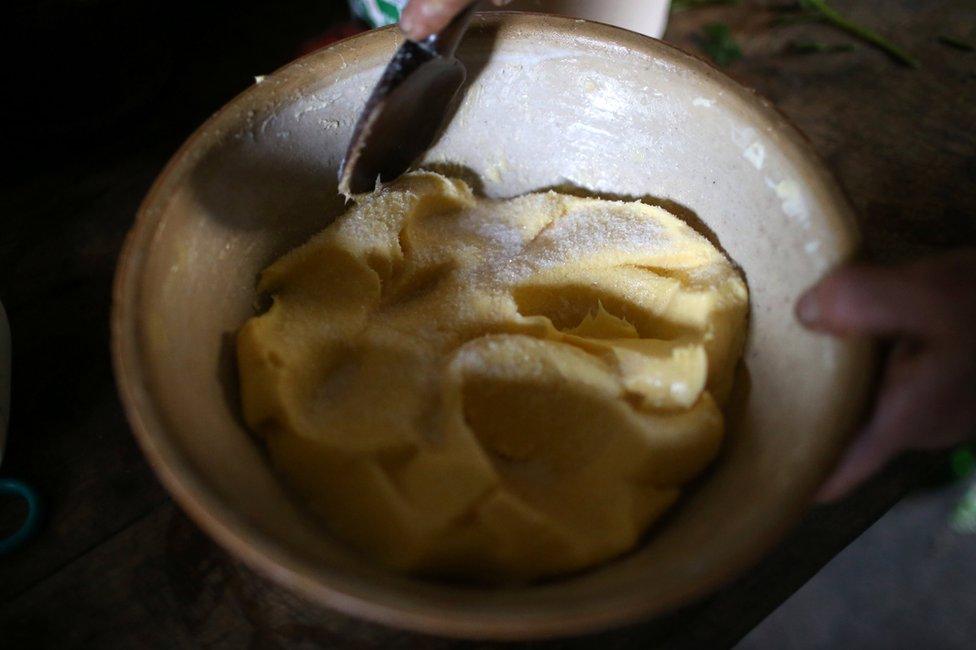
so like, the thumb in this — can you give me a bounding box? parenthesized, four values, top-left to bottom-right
(400, 1, 504, 41)
(400, 0, 468, 40)
(815, 341, 920, 502)
(815, 422, 901, 503)
(796, 266, 935, 338)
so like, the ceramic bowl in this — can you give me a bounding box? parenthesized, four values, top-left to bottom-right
(113, 14, 873, 640)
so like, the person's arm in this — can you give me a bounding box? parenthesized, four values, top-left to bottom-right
(797, 249, 976, 501)
(399, 0, 512, 41)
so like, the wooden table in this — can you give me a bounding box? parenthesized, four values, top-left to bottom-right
(1, 1, 973, 646)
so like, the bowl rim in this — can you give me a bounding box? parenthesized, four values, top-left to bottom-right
(112, 12, 872, 640)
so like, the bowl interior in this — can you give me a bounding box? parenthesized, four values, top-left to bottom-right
(114, 14, 872, 639)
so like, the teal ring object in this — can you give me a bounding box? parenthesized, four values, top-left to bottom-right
(0, 478, 41, 554)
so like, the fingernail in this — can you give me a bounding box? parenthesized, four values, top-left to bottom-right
(418, 0, 447, 19)
(399, 14, 418, 38)
(797, 291, 821, 325)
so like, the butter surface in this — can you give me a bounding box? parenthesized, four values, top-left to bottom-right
(238, 172, 748, 581)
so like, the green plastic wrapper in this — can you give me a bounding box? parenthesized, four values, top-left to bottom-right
(349, 0, 409, 28)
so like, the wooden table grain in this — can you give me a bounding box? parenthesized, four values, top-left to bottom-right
(1, 1, 973, 647)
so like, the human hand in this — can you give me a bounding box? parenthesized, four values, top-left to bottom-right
(399, 0, 513, 41)
(797, 249, 976, 502)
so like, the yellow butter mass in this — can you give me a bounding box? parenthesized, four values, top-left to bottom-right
(238, 172, 748, 581)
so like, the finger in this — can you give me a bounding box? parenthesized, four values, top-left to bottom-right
(796, 265, 938, 338)
(815, 425, 899, 503)
(399, 0, 477, 41)
(816, 345, 920, 502)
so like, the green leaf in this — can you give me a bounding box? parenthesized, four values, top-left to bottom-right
(376, 0, 402, 23)
(798, 0, 919, 67)
(700, 22, 743, 66)
(951, 447, 976, 480)
(938, 35, 975, 52)
(950, 482, 976, 535)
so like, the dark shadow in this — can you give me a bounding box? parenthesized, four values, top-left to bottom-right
(422, 16, 503, 156)
(189, 143, 348, 235)
(718, 361, 755, 464)
(217, 331, 250, 435)
(419, 161, 487, 196)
